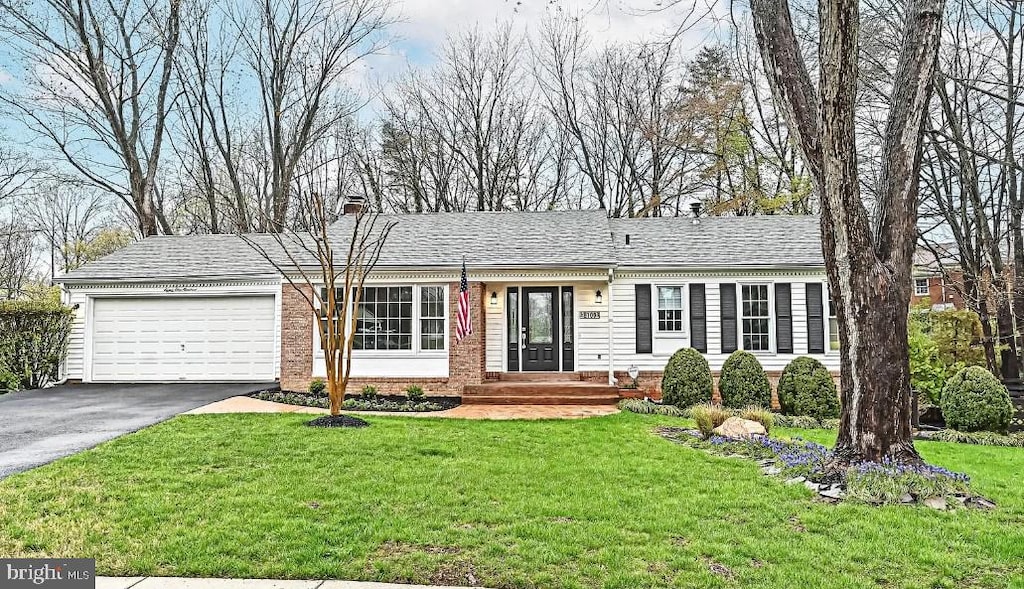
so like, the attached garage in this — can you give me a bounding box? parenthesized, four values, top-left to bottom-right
(89, 295, 278, 382)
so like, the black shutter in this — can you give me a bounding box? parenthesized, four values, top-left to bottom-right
(775, 283, 793, 353)
(689, 284, 707, 353)
(635, 284, 653, 354)
(720, 283, 737, 354)
(807, 283, 825, 354)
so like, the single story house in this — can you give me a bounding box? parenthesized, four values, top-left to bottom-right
(56, 207, 840, 402)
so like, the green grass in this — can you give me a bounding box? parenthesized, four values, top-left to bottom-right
(1, 413, 1023, 588)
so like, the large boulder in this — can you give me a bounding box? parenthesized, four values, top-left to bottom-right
(712, 416, 767, 438)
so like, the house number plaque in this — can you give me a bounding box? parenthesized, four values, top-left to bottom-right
(579, 311, 601, 320)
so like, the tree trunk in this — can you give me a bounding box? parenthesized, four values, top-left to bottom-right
(751, 0, 944, 463)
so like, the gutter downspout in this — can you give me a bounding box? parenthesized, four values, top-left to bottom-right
(607, 268, 615, 386)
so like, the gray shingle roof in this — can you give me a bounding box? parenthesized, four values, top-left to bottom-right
(57, 211, 825, 282)
(609, 215, 824, 268)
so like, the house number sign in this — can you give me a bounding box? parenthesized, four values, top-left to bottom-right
(579, 311, 601, 320)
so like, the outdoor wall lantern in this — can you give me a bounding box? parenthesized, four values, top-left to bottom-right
(595, 289, 603, 304)
(490, 291, 498, 306)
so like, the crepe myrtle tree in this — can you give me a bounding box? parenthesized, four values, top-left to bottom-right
(243, 194, 395, 415)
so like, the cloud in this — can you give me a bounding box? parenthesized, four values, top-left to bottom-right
(0, 69, 12, 86)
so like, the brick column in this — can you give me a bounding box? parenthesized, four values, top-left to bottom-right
(448, 281, 487, 390)
(280, 283, 314, 391)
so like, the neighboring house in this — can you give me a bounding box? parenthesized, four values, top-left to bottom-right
(55, 207, 840, 401)
(912, 245, 964, 310)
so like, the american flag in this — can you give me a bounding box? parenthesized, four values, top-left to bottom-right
(456, 259, 473, 343)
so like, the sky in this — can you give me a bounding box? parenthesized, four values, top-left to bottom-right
(344, 0, 730, 103)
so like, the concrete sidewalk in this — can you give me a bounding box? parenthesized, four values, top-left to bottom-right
(98, 577, 484, 589)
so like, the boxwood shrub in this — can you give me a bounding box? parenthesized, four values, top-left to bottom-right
(660, 348, 713, 408)
(777, 356, 840, 420)
(941, 366, 1013, 434)
(718, 350, 771, 409)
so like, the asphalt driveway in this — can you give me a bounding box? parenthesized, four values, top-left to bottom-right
(0, 382, 274, 478)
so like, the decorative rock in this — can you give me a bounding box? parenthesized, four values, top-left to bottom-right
(819, 487, 845, 500)
(900, 493, 915, 504)
(967, 497, 996, 510)
(923, 497, 948, 510)
(785, 476, 806, 485)
(803, 481, 820, 492)
(712, 417, 767, 438)
(764, 466, 782, 475)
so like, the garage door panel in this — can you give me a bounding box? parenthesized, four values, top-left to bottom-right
(91, 296, 277, 382)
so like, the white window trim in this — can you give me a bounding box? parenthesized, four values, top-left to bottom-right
(737, 282, 774, 354)
(313, 283, 449, 359)
(914, 277, 930, 296)
(654, 284, 687, 337)
(825, 290, 840, 355)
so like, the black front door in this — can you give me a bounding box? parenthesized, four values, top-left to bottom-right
(522, 287, 559, 371)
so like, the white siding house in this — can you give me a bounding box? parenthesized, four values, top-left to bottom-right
(56, 209, 836, 397)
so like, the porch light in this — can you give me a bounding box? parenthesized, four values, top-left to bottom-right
(595, 289, 603, 304)
(490, 291, 498, 306)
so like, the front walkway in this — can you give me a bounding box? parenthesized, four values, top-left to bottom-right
(186, 396, 619, 420)
(98, 577, 483, 589)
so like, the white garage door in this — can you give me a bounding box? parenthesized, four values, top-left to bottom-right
(91, 296, 277, 382)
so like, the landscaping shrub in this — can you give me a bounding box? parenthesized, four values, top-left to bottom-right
(0, 300, 74, 390)
(909, 307, 987, 405)
(777, 356, 840, 420)
(739, 405, 774, 434)
(845, 461, 970, 505)
(617, 398, 685, 417)
(687, 402, 731, 439)
(360, 385, 378, 400)
(941, 366, 1013, 433)
(308, 378, 326, 395)
(718, 350, 771, 409)
(405, 385, 425, 402)
(923, 429, 1024, 448)
(660, 348, 713, 409)
(0, 365, 19, 393)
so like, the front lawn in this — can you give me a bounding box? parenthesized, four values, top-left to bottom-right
(0, 413, 1022, 588)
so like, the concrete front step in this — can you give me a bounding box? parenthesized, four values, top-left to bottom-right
(497, 372, 583, 382)
(462, 394, 620, 405)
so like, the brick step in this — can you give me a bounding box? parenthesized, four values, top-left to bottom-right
(462, 394, 620, 406)
(497, 372, 582, 382)
(463, 382, 618, 397)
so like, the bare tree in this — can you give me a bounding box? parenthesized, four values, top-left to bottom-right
(748, 0, 945, 463)
(0, 146, 41, 205)
(0, 223, 38, 299)
(243, 196, 395, 415)
(22, 181, 113, 274)
(0, 0, 183, 236)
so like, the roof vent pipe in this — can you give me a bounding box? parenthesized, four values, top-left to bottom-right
(690, 202, 701, 224)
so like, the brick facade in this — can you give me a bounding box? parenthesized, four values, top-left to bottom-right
(278, 281, 487, 396)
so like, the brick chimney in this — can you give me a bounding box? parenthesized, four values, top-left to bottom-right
(343, 194, 366, 215)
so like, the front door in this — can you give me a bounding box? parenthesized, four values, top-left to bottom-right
(522, 287, 559, 371)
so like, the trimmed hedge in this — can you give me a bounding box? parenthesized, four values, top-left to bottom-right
(718, 350, 771, 408)
(777, 356, 840, 420)
(661, 348, 713, 409)
(0, 300, 74, 390)
(940, 366, 1013, 434)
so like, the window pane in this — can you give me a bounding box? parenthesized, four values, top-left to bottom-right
(507, 291, 519, 345)
(528, 292, 553, 344)
(562, 289, 573, 344)
(355, 287, 413, 350)
(741, 285, 770, 351)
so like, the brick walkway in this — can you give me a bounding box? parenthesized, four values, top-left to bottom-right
(186, 396, 619, 420)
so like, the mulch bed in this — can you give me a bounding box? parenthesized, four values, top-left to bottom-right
(248, 389, 460, 412)
(305, 415, 370, 428)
